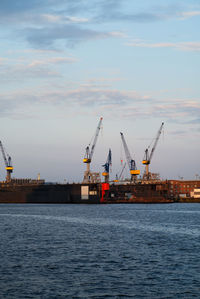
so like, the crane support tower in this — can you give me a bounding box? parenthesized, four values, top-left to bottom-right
(0, 141, 14, 182)
(120, 132, 140, 183)
(102, 149, 112, 183)
(142, 122, 164, 180)
(83, 117, 103, 183)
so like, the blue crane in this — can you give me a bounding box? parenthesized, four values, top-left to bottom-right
(120, 132, 140, 182)
(102, 149, 112, 183)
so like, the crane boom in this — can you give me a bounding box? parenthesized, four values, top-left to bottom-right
(120, 133, 133, 170)
(90, 117, 103, 160)
(83, 117, 103, 163)
(0, 141, 8, 167)
(142, 122, 164, 179)
(120, 132, 140, 182)
(83, 117, 103, 183)
(149, 122, 164, 162)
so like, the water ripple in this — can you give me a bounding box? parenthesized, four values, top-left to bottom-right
(0, 204, 200, 298)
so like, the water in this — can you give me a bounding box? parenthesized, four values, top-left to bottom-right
(0, 203, 200, 298)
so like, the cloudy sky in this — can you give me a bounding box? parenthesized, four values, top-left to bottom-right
(0, 0, 200, 182)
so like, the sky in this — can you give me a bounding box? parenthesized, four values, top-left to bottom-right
(0, 0, 200, 182)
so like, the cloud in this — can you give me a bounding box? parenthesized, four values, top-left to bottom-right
(0, 1, 92, 26)
(185, 118, 200, 124)
(0, 55, 77, 82)
(0, 64, 60, 82)
(0, 57, 8, 64)
(42, 14, 89, 24)
(95, 11, 162, 23)
(178, 11, 200, 19)
(1, 82, 199, 129)
(0, 0, 43, 13)
(1, 0, 200, 26)
(28, 56, 77, 67)
(168, 130, 187, 136)
(38, 86, 149, 107)
(2, 0, 199, 50)
(23, 24, 120, 48)
(126, 41, 200, 52)
(0, 85, 150, 119)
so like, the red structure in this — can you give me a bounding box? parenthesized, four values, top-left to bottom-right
(101, 183, 110, 203)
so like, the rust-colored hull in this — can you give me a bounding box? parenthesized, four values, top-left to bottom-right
(101, 182, 173, 204)
(0, 181, 173, 204)
(0, 183, 100, 204)
(104, 197, 173, 204)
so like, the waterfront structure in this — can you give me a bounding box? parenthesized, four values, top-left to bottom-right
(168, 180, 200, 200)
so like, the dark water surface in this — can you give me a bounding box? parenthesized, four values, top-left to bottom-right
(0, 203, 200, 298)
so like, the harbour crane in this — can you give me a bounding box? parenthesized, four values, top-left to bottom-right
(83, 117, 103, 183)
(102, 149, 112, 183)
(0, 141, 13, 182)
(142, 122, 164, 179)
(120, 132, 140, 183)
(114, 162, 126, 182)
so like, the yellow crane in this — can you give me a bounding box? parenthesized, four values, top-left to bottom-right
(142, 122, 164, 180)
(0, 141, 14, 182)
(83, 117, 103, 183)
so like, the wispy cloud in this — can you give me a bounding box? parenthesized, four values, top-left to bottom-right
(1, 83, 199, 128)
(126, 41, 200, 52)
(1, 0, 199, 50)
(168, 130, 187, 136)
(23, 25, 120, 48)
(28, 56, 77, 67)
(178, 11, 200, 19)
(0, 55, 77, 82)
(42, 14, 89, 24)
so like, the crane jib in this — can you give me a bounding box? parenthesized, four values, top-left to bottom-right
(88, 117, 103, 161)
(149, 122, 164, 162)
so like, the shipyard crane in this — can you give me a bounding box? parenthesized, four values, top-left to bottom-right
(0, 141, 13, 182)
(142, 122, 164, 180)
(102, 149, 112, 183)
(120, 132, 140, 183)
(83, 117, 103, 183)
(114, 162, 126, 182)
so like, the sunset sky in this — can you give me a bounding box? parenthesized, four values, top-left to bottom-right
(0, 0, 200, 182)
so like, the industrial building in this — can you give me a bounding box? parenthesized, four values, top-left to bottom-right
(168, 180, 200, 200)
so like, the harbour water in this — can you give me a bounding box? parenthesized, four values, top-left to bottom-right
(0, 203, 200, 298)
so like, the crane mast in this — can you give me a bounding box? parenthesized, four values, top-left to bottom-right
(142, 122, 164, 179)
(120, 132, 140, 183)
(83, 117, 103, 183)
(0, 141, 13, 182)
(102, 149, 112, 183)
